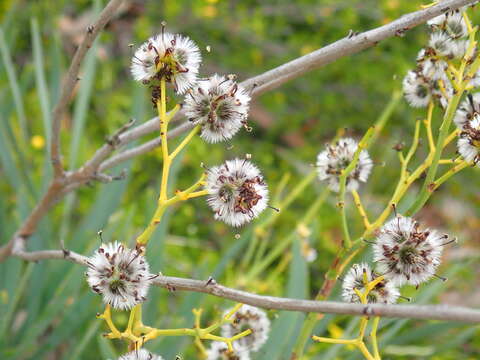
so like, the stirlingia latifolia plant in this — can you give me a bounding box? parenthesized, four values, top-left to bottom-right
(3, 1, 480, 359)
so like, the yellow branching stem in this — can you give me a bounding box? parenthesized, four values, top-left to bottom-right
(135, 79, 208, 247)
(97, 303, 252, 354)
(312, 276, 385, 360)
(338, 127, 376, 249)
(351, 189, 371, 230)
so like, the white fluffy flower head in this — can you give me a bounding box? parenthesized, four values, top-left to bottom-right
(119, 349, 163, 360)
(206, 159, 269, 227)
(458, 116, 480, 165)
(342, 263, 400, 304)
(183, 74, 251, 143)
(427, 11, 468, 39)
(402, 70, 432, 108)
(206, 341, 251, 360)
(454, 93, 480, 128)
(316, 137, 373, 192)
(428, 32, 467, 59)
(221, 305, 271, 353)
(86, 242, 152, 310)
(372, 216, 447, 286)
(131, 27, 201, 94)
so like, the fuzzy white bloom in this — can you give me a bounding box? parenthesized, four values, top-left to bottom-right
(183, 74, 251, 143)
(119, 349, 163, 360)
(206, 159, 268, 227)
(342, 263, 400, 304)
(428, 32, 467, 59)
(372, 216, 446, 286)
(316, 137, 373, 192)
(86, 242, 152, 310)
(457, 117, 480, 165)
(402, 70, 432, 108)
(454, 93, 480, 129)
(221, 305, 271, 353)
(416, 49, 448, 81)
(427, 11, 468, 39)
(131, 31, 201, 94)
(206, 341, 251, 360)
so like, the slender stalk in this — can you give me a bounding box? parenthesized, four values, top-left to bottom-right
(159, 78, 170, 202)
(170, 125, 200, 160)
(371, 317, 381, 360)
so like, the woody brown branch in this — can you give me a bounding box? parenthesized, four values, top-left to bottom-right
(7, 247, 480, 324)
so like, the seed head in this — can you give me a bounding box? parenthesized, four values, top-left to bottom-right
(131, 30, 201, 94)
(206, 159, 268, 227)
(221, 305, 271, 353)
(183, 74, 251, 143)
(427, 11, 468, 39)
(342, 263, 400, 304)
(458, 117, 480, 165)
(85, 242, 152, 310)
(372, 216, 446, 286)
(316, 137, 373, 192)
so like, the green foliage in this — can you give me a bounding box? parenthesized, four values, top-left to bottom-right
(0, 1, 479, 359)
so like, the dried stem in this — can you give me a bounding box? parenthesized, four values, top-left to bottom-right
(7, 246, 480, 323)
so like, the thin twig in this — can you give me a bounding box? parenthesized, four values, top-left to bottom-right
(50, 0, 124, 178)
(7, 247, 480, 323)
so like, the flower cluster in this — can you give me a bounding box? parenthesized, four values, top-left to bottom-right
(454, 94, 480, 165)
(206, 158, 269, 227)
(403, 8, 472, 108)
(343, 215, 453, 304)
(207, 305, 271, 359)
(316, 137, 373, 192)
(132, 26, 253, 143)
(85, 242, 152, 310)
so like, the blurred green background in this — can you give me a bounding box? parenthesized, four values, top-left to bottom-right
(0, 0, 479, 359)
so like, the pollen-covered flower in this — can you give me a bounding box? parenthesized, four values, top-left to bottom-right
(183, 74, 251, 143)
(427, 11, 468, 39)
(131, 29, 201, 94)
(86, 242, 152, 310)
(454, 93, 480, 128)
(119, 349, 163, 360)
(402, 70, 432, 108)
(316, 137, 373, 192)
(342, 263, 400, 304)
(428, 32, 467, 59)
(372, 216, 447, 286)
(458, 117, 480, 165)
(221, 305, 270, 353)
(206, 341, 251, 360)
(206, 159, 268, 227)
(417, 49, 448, 81)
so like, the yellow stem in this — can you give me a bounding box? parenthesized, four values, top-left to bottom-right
(351, 189, 371, 229)
(170, 125, 201, 160)
(371, 317, 382, 360)
(425, 102, 435, 152)
(159, 78, 170, 202)
(358, 317, 369, 339)
(357, 341, 376, 360)
(444, 129, 460, 147)
(185, 189, 209, 199)
(312, 336, 359, 345)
